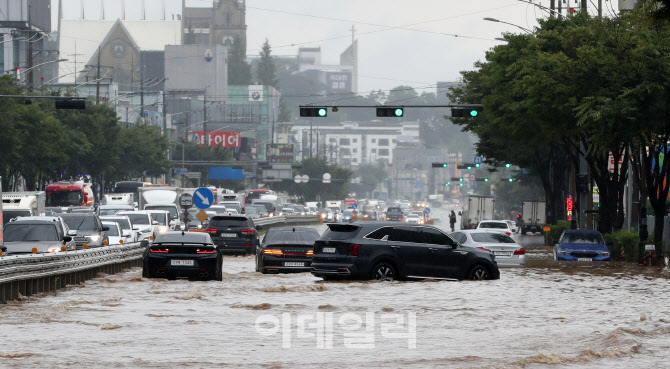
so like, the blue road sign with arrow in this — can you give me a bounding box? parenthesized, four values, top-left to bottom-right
(424, 207, 431, 215)
(193, 187, 214, 209)
(351, 203, 357, 210)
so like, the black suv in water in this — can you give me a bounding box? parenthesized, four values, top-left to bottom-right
(205, 215, 262, 254)
(311, 222, 499, 281)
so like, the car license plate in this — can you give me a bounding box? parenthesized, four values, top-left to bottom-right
(284, 262, 305, 267)
(494, 251, 513, 257)
(577, 258, 592, 262)
(221, 233, 237, 238)
(322, 247, 336, 253)
(170, 259, 194, 266)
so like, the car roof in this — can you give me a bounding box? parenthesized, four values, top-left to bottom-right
(117, 211, 147, 215)
(6, 220, 58, 226)
(478, 220, 507, 223)
(563, 230, 602, 234)
(59, 213, 96, 218)
(13, 216, 62, 222)
(102, 221, 120, 227)
(456, 229, 506, 234)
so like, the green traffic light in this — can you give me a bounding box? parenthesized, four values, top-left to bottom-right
(470, 110, 479, 117)
(395, 108, 404, 117)
(505, 163, 511, 168)
(445, 182, 450, 186)
(475, 163, 480, 168)
(467, 166, 472, 170)
(442, 163, 448, 168)
(508, 178, 513, 182)
(459, 178, 463, 182)
(484, 178, 489, 182)
(318, 108, 327, 117)
(459, 183, 463, 187)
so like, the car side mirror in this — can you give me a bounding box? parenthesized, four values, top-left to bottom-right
(63, 236, 73, 243)
(152, 221, 159, 225)
(68, 230, 77, 236)
(102, 226, 110, 232)
(256, 225, 262, 231)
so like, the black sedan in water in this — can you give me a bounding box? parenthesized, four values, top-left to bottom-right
(256, 227, 321, 273)
(142, 231, 222, 281)
(311, 222, 500, 281)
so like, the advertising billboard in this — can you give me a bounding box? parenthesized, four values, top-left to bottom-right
(266, 144, 295, 163)
(190, 131, 241, 148)
(326, 71, 352, 92)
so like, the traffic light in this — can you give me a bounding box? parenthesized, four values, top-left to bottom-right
(505, 163, 512, 168)
(445, 182, 450, 186)
(508, 178, 514, 182)
(475, 163, 480, 168)
(300, 107, 328, 117)
(432, 163, 448, 168)
(451, 107, 482, 118)
(457, 163, 477, 170)
(55, 99, 86, 110)
(377, 107, 404, 117)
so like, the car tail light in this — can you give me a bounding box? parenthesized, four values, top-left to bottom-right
(477, 247, 491, 253)
(514, 248, 525, 255)
(399, 217, 402, 221)
(205, 228, 218, 234)
(346, 244, 360, 256)
(263, 249, 283, 255)
(150, 248, 169, 253)
(306, 250, 314, 256)
(386, 217, 390, 220)
(241, 228, 254, 234)
(196, 248, 216, 254)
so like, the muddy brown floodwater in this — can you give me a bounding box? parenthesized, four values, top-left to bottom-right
(1, 221, 669, 369)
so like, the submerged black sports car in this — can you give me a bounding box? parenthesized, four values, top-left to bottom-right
(142, 231, 222, 281)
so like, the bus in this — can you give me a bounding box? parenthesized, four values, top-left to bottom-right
(113, 181, 151, 204)
(246, 189, 275, 205)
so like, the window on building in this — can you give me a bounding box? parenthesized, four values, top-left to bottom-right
(353, 148, 358, 153)
(378, 149, 390, 156)
(353, 138, 357, 143)
(329, 138, 336, 143)
(340, 138, 350, 145)
(371, 139, 376, 143)
(392, 139, 397, 144)
(226, 11, 232, 24)
(353, 158, 358, 163)
(340, 148, 351, 156)
(378, 139, 390, 146)
(371, 149, 377, 154)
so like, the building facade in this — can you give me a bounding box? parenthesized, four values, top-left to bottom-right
(182, 0, 247, 51)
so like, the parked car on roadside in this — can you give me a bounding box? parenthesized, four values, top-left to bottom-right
(256, 226, 320, 274)
(311, 222, 500, 281)
(554, 230, 610, 261)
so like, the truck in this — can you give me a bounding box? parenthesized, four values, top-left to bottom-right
(325, 200, 344, 211)
(428, 194, 444, 208)
(520, 200, 546, 235)
(102, 193, 134, 207)
(46, 181, 95, 210)
(460, 195, 495, 229)
(138, 187, 183, 227)
(2, 192, 46, 223)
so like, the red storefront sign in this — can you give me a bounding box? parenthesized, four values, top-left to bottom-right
(192, 131, 241, 148)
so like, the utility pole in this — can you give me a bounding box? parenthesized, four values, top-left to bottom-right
(203, 92, 208, 147)
(95, 46, 101, 104)
(26, 4, 34, 92)
(581, 0, 588, 11)
(598, 0, 602, 17)
(140, 63, 144, 118)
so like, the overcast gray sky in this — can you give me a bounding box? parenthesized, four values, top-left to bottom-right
(54, 0, 620, 93)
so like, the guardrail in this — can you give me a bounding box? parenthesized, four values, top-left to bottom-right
(0, 241, 146, 304)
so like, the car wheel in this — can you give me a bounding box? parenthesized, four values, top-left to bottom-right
(468, 264, 491, 280)
(142, 260, 150, 278)
(215, 263, 223, 281)
(371, 262, 397, 281)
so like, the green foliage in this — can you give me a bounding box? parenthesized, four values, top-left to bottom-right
(184, 25, 198, 45)
(256, 39, 277, 87)
(546, 220, 571, 245)
(350, 164, 388, 196)
(229, 35, 252, 85)
(604, 231, 639, 262)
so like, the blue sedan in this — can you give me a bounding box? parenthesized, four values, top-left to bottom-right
(554, 230, 611, 261)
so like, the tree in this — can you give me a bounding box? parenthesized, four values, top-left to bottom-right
(184, 24, 198, 45)
(256, 39, 277, 87)
(268, 158, 352, 202)
(228, 35, 252, 85)
(350, 164, 388, 196)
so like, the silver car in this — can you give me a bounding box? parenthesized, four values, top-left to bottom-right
(3, 219, 76, 254)
(450, 230, 526, 268)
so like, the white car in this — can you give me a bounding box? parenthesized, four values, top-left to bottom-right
(102, 221, 125, 245)
(98, 205, 134, 216)
(146, 210, 171, 234)
(208, 205, 228, 215)
(117, 211, 157, 240)
(477, 220, 515, 236)
(506, 220, 519, 233)
(450, 230, 526, 268)
(405, 214, 422, 223)
(100, 215, 138, 242)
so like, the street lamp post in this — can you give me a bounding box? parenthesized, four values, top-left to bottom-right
(483, 17, 532, 34)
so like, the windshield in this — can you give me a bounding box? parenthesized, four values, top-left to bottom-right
(102, 218, 131, 230)
(104, 224, 120, 236)
(61, 216, 97, 231)
(124, 214, 150, 225)
(5, 224, 59, 242)
(99, 209, 122, 216)
(471, 233, 516, 244)
(253, 202, 274, 212)
(150, 213, 167, 225)
(46, 190, 82, 207)
(3, 210, 32, 226)
(562, 232, 604, 244)
(145, 205, 178, 219)
(265, 229, 320, 245)
(479, 222, 508, 229)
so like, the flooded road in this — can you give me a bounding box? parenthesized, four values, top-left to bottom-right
(1, 221, 670, 368)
